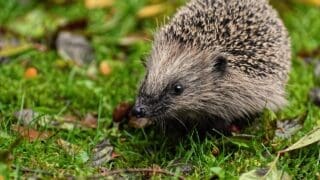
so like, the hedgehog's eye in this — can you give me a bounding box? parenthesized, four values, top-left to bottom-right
(173, 84, 184, 95)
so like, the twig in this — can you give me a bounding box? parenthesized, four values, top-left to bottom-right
(11, 165, 74, 178)
(12, 165, 53, 176)
(97, 168, 186, 180)
(12, 165, 185, 180)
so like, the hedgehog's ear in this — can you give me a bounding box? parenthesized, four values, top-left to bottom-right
(213, 55, 228, 75)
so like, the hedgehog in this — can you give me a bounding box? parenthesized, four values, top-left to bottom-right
(132, 0, 291, 136)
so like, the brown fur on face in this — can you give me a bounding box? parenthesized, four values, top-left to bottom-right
(134, 0, 291, 134)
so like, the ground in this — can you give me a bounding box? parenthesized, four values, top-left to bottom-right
(0, 0, 319, 179)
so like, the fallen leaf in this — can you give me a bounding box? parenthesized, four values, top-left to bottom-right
(7, 9, 66, 38)
(57, 139, 89, 163)
(80, 113, 98, 128)
(275, 114, 305, 139)
(57, 138, 81, 155)
(51, 113, 98, 130)
(279, 127, 320, 154)
(297, 48, 320, 61)
(51, 116, 76, 130)
(240, 166, 291, 180)
(62, 114, 78, 122)
(85, 0, 114, 9)
(99, 61, 112, 76)
(90, 139, 116, 167)
(128, 117, 152, 129)
(0, 44, 33, 57)
(56, 31, 94, 65)
(11, 125, 52, 142)
(14, 109, 37, 125)
(138, 4, 167, 18)
(112, 102, 132, 123)
(24, 67, 38, 79)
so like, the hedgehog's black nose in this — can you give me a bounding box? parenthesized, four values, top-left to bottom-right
(132, 106, 145, 118)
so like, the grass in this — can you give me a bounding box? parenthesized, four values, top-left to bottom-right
(0, 0, 320, 179)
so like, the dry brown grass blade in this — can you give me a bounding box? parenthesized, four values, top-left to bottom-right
(85, 0, 114, 9)
(138, 4, 167, 18)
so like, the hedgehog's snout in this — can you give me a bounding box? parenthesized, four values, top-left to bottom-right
(132, 97, 149, 118)
(131, 105, 146, 118)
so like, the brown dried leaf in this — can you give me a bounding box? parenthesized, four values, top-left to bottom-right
(80, 113, 98, 128)
(63, 114, 78, 122)
(297, 47, 320, 63)
(128, 117, 152, 129)
(11, 125, 52, 142)
(138, 4, 166, 18)
(85, 0, 114, 9)
(112, 102, 133, 123)
(51, 113, 97, 130)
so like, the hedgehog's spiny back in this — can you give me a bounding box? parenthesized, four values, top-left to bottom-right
(156, 0, 291, 80)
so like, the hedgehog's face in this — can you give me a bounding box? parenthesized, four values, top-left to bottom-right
(132, 77, 188, 119)
(132, 45, 228, 123)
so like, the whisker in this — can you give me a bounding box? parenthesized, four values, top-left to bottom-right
(171, 112, 188, 131)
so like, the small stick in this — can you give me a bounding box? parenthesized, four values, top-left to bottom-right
(11, 165, 74, 178)
(12, 165, 54, 176)
(12, 165, 185, 180)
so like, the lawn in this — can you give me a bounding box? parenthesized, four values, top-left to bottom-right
(0, 0, 320, 179)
